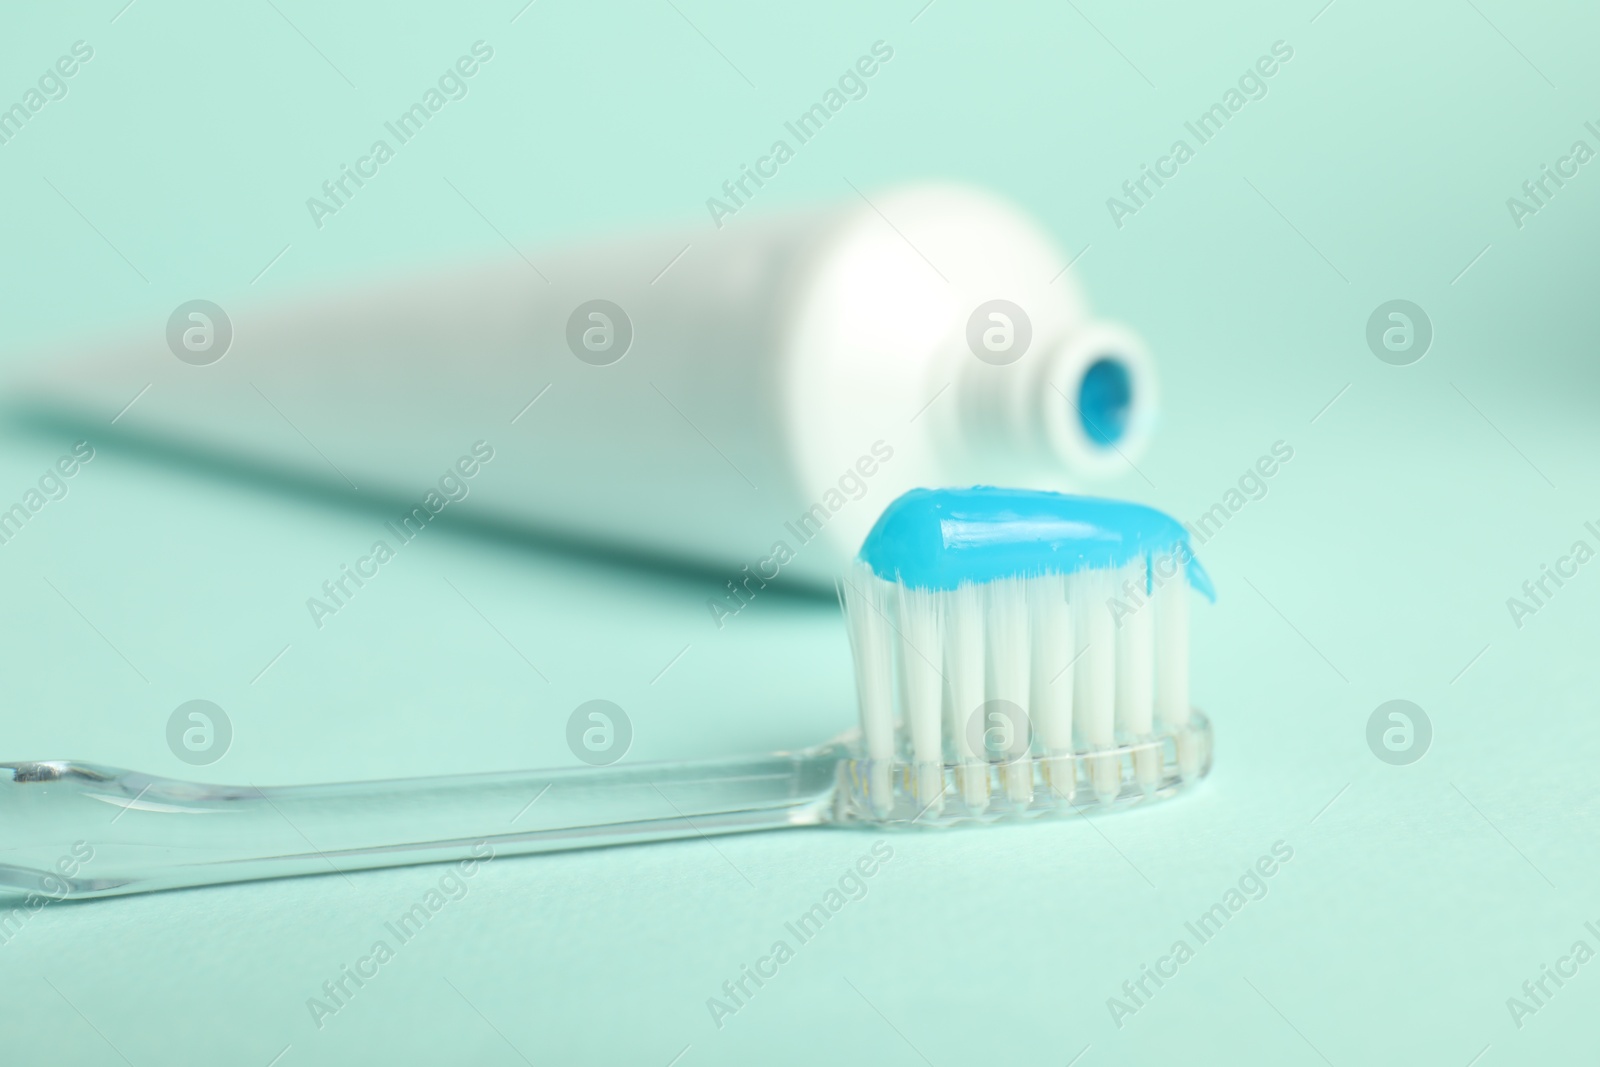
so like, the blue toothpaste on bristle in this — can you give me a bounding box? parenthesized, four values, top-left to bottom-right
(840, 487, 1213, 813)
(857, 486, 1214, 596)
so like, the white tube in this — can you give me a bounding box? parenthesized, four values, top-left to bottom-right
(14, 183, 1157, 586)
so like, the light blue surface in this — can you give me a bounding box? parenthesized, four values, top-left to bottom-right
(2, 1, 1599, 1065)
(858, 485, 1215, 596)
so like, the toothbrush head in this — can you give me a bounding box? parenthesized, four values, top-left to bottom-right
(836, 486, 1214, 823)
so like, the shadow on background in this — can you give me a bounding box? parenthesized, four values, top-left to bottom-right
(4, 404, 835, 607)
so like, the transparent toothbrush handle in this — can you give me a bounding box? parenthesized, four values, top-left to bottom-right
(0, 746, 846, 900)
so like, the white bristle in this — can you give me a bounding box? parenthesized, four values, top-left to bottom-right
(895, 584, 945, 808)
(1114, 559, 1154, 737)
(840, 547, 1198, 814)
(1152, 548, 1196, 779)
(1072, 567, 1120, 801)
(1072, 569, 1116, 747)
(1153, 550, 1190, 730)
(840, 563, 896, 814)
(984, 578, 1033, 803)
(941, 583, 988, 809)
(1028, 572, 1074, 747)
(1029, 572, 1075, 797)
(984, 578, 1031, 708)
(1114, 558, 1160, 791)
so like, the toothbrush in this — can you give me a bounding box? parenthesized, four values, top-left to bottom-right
(1, 488, 1212, 901)
(840, 486, 1213, 816)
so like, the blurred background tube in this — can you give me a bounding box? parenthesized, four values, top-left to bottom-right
(15, 183, 1156, 587)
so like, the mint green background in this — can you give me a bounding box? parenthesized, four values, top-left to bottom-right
(3, 0, 1598, 1063)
